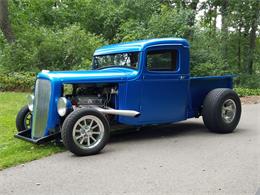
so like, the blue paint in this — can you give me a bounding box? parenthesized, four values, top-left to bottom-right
(94, 38, 189, 56)
(31, 38, 233, 137)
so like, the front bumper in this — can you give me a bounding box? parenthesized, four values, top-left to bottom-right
(14, 129, 60, 144)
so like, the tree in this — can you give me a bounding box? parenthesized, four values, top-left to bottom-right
(0, 0, 15, 43)
(245, 0, 259, 74)
(0, 0, 259, 88)
(219, 0, 229, 63)
(164, 0, 199, 39)
(200, 0, 219, 33)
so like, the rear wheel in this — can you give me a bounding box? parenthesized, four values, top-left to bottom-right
(16, 105, 32, 132)
(61, 108, 110, 156)
(202, 88, 241, 133)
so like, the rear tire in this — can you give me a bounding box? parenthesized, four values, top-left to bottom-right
(61, 108, 110, 156)
(202, 88, 241, 133)
(16, 105, 32, 132)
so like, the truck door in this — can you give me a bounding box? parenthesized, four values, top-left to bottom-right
(140, 45, 189, 124)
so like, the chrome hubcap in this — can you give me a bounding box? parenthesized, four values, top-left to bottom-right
(72, 115, 104, 149)
(221, 99, 236, 124)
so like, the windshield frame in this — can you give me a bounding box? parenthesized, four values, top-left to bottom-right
(92, 52, 140, 70)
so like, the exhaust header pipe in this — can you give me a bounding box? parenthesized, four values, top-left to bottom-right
(93, 107, 140, 117)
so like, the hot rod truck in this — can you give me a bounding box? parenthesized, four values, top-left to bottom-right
(15, 38, 241, 156)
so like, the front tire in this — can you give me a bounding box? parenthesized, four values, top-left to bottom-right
(202, 88, 241, 133)
(16, 105, 32, 132)
(61, 108, 110, 156)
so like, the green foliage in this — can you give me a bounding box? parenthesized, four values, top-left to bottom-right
(116, 19, 148, 42)
(0, 72, 35, 91)
(235, 74, 260, 89)
(148, 6, 193, 38)
(191, 62, 233, 76)
(0, 25, 105, 72)
(235, 88, 260, 97)
(0, 0, 259, 90)
(35, 25, 105, 70)
(116, 5, 193, 42)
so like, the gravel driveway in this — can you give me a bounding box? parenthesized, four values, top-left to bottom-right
(0, 104, 259, 195)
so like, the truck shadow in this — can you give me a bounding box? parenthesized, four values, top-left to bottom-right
(109, 121, 209, 143)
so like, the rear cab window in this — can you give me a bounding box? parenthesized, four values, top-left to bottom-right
(147, 49, 179, 71)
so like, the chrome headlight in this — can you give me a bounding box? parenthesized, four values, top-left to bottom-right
(27, 94, 34, 111)
(57, 97, 68, 117)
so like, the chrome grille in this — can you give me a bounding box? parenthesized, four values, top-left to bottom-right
(32, 79, 51, 138)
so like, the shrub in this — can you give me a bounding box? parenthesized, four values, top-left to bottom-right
(191, 62, 235, 76)
(0, 25, 105, 73)
(0, 72, 36, 92)
(234, 74, 260, 89)
(36, 25, 105, 70)
(234, 88, 260, 97)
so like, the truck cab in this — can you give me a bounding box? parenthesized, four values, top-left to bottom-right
(15, 38, 241, 156)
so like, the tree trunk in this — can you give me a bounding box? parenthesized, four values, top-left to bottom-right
(212, 5, 217, 33)
(0, 0, 15, 43)
(187, 0, 199, 39)
(220, 0, 228, 63)
(245, 0, 259, 74)
(237, 25, 241, 70)
(220, 0, 228, 33)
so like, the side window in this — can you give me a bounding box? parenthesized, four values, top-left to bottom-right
(147, 49, 178, 71)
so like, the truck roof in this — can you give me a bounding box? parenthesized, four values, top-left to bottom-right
(94, 38, 189, 56)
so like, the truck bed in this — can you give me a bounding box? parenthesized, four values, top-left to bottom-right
(188, 75, 234, 118)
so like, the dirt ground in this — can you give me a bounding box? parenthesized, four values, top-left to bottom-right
(240, 96, 260, 104)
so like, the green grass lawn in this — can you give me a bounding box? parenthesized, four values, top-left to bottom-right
(0, 92, 64, 170)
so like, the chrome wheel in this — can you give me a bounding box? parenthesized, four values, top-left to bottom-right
(23, 112, 32, 129)
(72, 115, 104, 149)
(221, 99, 236, 124)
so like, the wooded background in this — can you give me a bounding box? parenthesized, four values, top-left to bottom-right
(0, 0, 259, 90)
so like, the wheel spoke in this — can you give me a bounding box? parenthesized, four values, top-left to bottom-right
(78, 123, 85, 130)
(90, 136, 96, 142)
(91, 124, 98, 130)
(76, 134, 84, 140)
(89, 119, 94, 128)
(80, 137, 85, 144)
(87, 136, 90, 146)
(72, 115, 105, 149)
(92, 131, 101, 135)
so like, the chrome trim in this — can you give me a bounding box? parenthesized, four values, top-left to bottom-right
(92, 106, 140, 117)
(27, 94, 34, 111)
(57, 97, 67, 116)
(31, 79, 51, 138)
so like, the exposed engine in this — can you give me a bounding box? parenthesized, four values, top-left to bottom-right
(63, 83, 118, 108)
(74, 96, 104, 106)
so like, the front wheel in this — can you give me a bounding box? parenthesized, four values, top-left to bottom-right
(16, 105, 32, 132)
(202, 88, 241, 133)
(61, 108, 110, 156)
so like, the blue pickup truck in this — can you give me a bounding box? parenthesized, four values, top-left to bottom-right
(15, 38, 241, 156)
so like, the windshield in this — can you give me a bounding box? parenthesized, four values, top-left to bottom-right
(93, 52, 139, 70)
